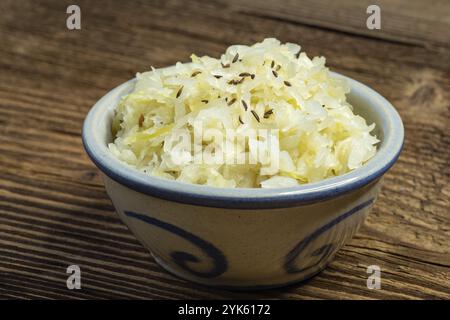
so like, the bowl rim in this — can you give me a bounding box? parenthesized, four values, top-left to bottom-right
(82, 70, 404, 209)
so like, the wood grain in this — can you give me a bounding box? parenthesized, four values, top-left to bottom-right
(0, 0, 449, 299)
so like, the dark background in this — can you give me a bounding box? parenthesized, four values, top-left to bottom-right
(0, 0, 449, 299)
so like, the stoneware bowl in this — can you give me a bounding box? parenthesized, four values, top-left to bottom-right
(82, 69, 403, 289)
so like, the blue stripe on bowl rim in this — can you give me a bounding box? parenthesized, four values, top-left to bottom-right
(82, 71, 404, 209)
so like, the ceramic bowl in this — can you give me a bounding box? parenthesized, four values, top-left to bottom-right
(82, 70, 403, 289)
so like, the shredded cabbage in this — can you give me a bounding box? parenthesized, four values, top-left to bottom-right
(109, 38, 378, 188)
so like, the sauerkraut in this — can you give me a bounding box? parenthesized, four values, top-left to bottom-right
(109, 38, 378, 188)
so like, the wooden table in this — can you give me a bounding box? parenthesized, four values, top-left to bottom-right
(0, 0, 449, 299)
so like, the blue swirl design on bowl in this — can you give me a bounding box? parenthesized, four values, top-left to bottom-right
(124, 198, 374, 282)
(125, 211, 228, 278)
(285, 198, 375, 274)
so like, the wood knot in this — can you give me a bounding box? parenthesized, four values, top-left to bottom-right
(410, 85, 436, 106)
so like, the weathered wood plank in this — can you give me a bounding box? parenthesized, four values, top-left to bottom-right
(224, 0, 450, 48)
